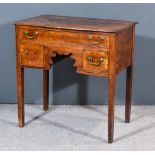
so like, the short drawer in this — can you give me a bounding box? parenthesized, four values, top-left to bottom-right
(18, 27, 109, 48)
(19, 44, 44, 68)
(83, 47, 109, 74)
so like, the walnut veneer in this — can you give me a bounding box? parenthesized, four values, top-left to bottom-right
(14, 15, 137, 143)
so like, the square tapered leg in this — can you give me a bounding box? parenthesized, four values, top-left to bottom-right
(125, 65, 133, 123)
(17, 66, 24, 127)
(108, 75, 116, 143)
(43, 70, 49, 111)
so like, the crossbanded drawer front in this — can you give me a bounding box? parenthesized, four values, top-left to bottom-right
(19, 44, 44, 68)
(83, 48, 109, 74)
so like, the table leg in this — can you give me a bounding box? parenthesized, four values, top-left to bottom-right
(125, 64, 133, 123)
(17, 66, 24, 127)
(43, 70, 49, 111)
(108, 75, 116, 143)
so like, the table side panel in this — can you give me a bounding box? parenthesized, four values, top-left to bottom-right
(116, 27, 134, 74)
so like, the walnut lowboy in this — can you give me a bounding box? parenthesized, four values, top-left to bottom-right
(14, 15, 137, 143)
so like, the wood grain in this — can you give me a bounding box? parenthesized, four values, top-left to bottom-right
(14, 14, 137, 33)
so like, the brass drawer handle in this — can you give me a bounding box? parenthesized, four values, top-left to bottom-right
(88, 35, 105, 44)
(24, 50, 29, 55)
(87, 56, 104, 66)
(24, 50, 39, 56)
(24, 31, 38, 39)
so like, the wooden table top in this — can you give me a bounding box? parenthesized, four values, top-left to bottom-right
(14, 14, 137, 33)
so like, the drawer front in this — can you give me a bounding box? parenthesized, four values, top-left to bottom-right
(19, 44, 44, 68)
(19, 27, 109, 48)
(83, 48, 109, 74)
